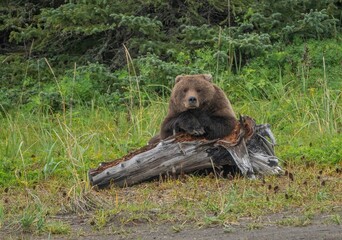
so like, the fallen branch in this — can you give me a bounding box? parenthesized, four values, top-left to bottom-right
(88, 116, 283, 188)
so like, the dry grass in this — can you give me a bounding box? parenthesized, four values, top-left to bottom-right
(0, 85, 341, 236)
(1, 163, 341, 235)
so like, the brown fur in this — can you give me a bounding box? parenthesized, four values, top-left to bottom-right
(160, 74, 237, 140)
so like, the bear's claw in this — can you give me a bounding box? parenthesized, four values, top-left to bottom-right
(189, 128, 205, 136)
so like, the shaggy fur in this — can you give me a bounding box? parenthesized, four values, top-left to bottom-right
(160, 74, 237, 140)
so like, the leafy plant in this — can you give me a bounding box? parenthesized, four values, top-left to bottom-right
(298, 9, 338, 40)
(0, 203, 4, 229)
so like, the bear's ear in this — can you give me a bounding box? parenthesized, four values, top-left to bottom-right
(202, 74, 213, 82)
(175, 75, 184, 83)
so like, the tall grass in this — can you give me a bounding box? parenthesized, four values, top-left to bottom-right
(0, 40, 341, 235)
(0, 54, 168, 218)
(1, 78, 339, 188)
(1, 53, 341, 186)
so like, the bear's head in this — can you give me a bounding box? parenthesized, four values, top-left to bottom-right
(170, 74, 215, 112)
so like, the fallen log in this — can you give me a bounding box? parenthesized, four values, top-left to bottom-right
(88, 116, 283, 188)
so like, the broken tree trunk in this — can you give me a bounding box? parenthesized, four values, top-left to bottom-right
(88, 116, 283, 188)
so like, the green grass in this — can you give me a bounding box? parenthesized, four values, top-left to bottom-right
(44, 221, 71, 235)
(276, 216, 312, 227)
(0, 90, 341, 236)
(0, 48, 341, 237)
(328, 214, 341, 225)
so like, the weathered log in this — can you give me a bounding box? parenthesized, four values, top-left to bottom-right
(88, 116, 283, 188)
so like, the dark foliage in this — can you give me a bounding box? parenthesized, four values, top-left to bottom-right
(0, 0, 341, 110)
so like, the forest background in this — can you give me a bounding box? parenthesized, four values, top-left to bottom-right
(0, 0, 341, 236)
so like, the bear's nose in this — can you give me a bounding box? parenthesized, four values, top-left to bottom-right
(188, 96, 197, 104)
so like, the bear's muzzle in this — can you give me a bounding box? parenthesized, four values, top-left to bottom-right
(186, 96, 199, 108)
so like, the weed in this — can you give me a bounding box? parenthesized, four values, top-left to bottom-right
(20, 208, 38, 232)
(172, 224, 185, 233)
(329, 214, 341, 225)
(44, 221, 71, 234)
(247, 222, 264, 230)
(223, 225, 236, 233)
(43, 142, 62, 180)
(92, 209, 109, 230)
(0, 204, 4, 229)
(203, 215, 223, 225)
(316, 191, 330, 201)
(276, 216, 312, 227)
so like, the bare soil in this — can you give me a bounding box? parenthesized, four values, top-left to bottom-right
(4, 211, 341, 240)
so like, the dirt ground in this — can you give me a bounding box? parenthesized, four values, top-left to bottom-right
(108, 223, 341, 240)
(128, 223, 342, 240)
(4, 211, 341, 240)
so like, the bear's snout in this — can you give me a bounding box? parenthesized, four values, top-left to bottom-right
(188, 96, 197, 104)
(187, 96, 198, 108)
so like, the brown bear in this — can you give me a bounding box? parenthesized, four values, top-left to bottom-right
(160, 74, 237, 140)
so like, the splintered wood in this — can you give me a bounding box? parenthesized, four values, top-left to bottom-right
(88, 116, 283, 188)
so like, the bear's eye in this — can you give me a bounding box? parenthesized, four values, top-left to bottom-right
(196, 89, 201, 93)
(183, 88, 188, 93)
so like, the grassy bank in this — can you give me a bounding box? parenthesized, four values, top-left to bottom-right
(0, 84, 341, 235)
(1, 37, 342, 236)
